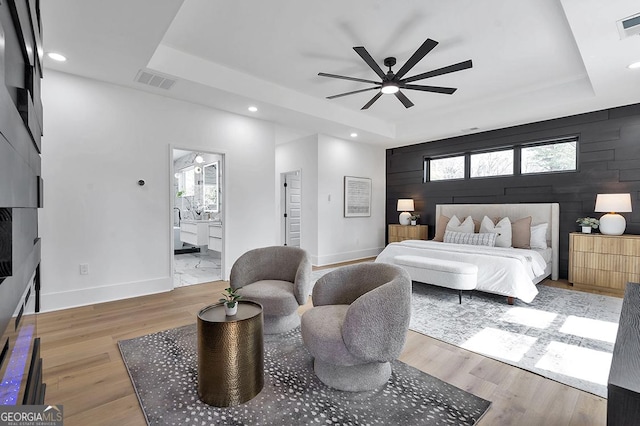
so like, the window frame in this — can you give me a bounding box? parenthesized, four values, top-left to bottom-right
(424, 154, 466, 183)
(519, 137, 578, 176)
(469, 147, 515, 179)
(422, 136, 579, 183)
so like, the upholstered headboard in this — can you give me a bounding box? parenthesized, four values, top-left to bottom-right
(435, 203, 560, 280)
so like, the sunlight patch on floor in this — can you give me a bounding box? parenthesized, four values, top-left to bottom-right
(535, 341, 612, 385)
(559, 315, 618, 344)
(461, 328, 537, 362)
(500, 307, 557, 329)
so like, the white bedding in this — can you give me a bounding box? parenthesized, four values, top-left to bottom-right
(375, 240, 548, 303)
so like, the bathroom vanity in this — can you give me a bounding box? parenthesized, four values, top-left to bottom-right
(181, 220, 217, 247)
(209, 223, 222, 251)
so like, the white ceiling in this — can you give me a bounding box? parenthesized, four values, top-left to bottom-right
(41, 0, 640, 147)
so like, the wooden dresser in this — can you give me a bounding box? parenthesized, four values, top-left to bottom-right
(568, 233, 640, 297)
(388, 224, 428, 243)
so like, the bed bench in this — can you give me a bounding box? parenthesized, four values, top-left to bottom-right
(394, 255, 478, 304)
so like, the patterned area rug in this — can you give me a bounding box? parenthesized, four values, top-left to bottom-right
(410, 283, 622, 398)
(119, 326, 491, 425)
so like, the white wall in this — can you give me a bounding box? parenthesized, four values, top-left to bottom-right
(40, 71, 277, 311)
(275, 135, 319, 260)
(276, 134, 386, 266)
(316, 135, 386, 265)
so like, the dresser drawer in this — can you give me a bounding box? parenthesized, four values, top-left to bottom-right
(569, 232, 640, 297)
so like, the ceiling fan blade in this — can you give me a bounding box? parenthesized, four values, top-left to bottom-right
(353, 46, 387, 79)
(394, 91, 414, 108)
(361, 92, 383, 110)
(327, 86, 380, 99)
(394, 38, 439, 79)
(402, 59, 473, 83)
(403, 84, 457, 95)
(318, 72, 381, 85)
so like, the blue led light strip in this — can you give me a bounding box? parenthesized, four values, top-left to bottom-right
(0, 324, 34, 405)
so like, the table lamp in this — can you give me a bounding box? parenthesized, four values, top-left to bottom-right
(595, 193, 632, 235)
(397, 199, 414, 226)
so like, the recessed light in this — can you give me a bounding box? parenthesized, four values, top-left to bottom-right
(628, 61, 640, 69)
(350, 133, 358, 138)
(47, 52, 67, 62)
(248, 106, 258, 112)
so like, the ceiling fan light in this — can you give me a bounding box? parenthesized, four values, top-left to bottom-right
(381, 82, 399, 94)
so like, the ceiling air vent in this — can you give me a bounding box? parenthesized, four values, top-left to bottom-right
(134, 69, 177, 90)
(617, 13, 640, 39)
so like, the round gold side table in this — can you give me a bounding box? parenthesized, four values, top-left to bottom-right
(197, 300, 264, 406)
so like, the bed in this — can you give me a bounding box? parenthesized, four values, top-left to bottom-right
(375, 203, 559, 303)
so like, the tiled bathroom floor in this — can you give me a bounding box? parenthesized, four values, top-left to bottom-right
(173, 250, 222, 287)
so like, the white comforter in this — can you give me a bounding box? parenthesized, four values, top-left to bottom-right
(375, 240, 548, 303)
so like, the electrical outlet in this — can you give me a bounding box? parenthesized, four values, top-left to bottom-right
(80, 263, 89, 275)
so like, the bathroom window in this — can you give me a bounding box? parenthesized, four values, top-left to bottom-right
(203, 162, 219, 212)
(184, 169, 195, 197)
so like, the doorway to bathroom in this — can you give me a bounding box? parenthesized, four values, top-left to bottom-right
(172, 148, 224, 288)
(281, 170, 301, 247)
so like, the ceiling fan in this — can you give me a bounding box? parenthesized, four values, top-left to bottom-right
(318, 38, 472, 109)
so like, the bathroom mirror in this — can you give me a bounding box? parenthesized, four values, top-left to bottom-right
(203, 162, 219, 213)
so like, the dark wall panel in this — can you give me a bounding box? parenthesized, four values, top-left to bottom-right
(0, 0, 43, 400)
(0, 0, 42, 334)
(386, 104, 640, 279)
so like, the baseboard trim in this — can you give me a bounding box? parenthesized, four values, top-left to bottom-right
(40, 277, 173, 312)
(312, 247, 384, 267)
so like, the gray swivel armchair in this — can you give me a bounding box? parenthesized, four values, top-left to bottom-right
(301, 263, 412, 392)
(230, 246, 312, 334)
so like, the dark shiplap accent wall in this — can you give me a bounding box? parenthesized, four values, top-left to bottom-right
(0, 0, 43, 400)
(0, 0, 43, 334)
(386, 103, 640, 278)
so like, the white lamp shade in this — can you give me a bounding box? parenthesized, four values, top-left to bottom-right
(397, 199, 415, 212)
(595, 193, 632, 213)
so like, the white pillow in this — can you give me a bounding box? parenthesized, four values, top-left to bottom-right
(446, 215, 474, 234)
(530, 223, 548, 249)
(479, 216, 512, 248)
(444, 230, 497, 247)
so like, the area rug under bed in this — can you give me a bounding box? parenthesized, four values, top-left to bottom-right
(118, 325, 491, 425)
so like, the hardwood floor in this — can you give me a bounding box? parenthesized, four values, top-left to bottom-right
(38, 278, 608, 425)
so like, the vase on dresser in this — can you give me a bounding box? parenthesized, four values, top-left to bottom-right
(581, 226, 592, 234)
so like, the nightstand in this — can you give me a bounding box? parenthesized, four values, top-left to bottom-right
(388, 224, 428, 243)
(568, 232, 640, 297)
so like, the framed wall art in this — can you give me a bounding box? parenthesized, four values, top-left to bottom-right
(344, 176, 371, 217)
